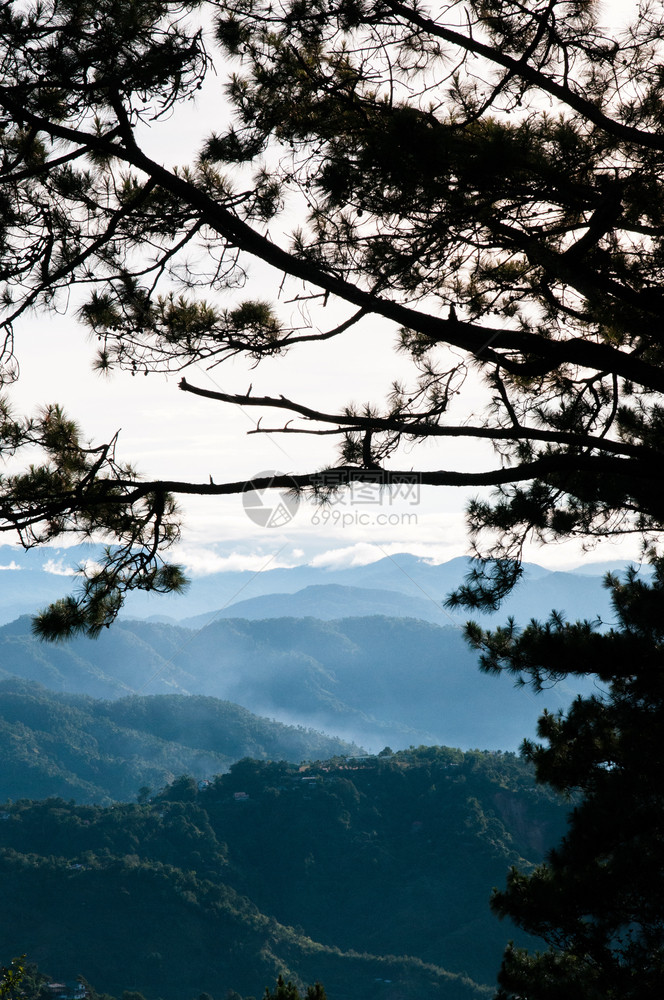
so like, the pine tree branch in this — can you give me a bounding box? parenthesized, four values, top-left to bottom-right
(3, 88, 664, 392)
(382, 1, 664, 153)
(177, 378, 650, 459)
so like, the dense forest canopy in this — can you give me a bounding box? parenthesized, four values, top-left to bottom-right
(0, 747, 567, 999)
(1, 1, 664, 634)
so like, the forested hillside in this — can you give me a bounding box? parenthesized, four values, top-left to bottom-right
(0, 749, 570, 1000)
(0, 680, 361, 803)
(0, 615, 589, 751)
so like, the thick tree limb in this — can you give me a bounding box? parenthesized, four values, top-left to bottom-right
(112, 452, 650, 502)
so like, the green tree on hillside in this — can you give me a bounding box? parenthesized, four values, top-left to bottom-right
(467, 561, 664, 998)
(264, 976, 326, 1000)
(1, 2, 664, 632)
(0, 958, 24, 1000)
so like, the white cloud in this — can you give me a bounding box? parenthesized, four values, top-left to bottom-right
(307, 536, 474, 571)
(309, 544, 390, 570)
(39, 555, 104, 577)
(0, 561, 21, 571)
(175, 547, 299, 577)
(78, 559, 103, 576)
(43, 558, 76, 576)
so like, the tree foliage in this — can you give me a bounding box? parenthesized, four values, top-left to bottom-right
(0, 958, 25, 1000)
(466, 561, 664, 998)
(263, 976, 326, 1000)
(3, 1, 664, 632)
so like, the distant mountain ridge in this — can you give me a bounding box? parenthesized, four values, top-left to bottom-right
(0, 543, 637, 625)
(181, 583, 452, 627)
(181, 576, 619, 629)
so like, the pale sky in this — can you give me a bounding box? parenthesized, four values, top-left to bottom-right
(4, 1, 646, 577)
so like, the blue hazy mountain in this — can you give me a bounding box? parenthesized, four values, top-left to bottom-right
(181, 583, 452, 627)
(182, 575, 616, 629)
(141, 553, 614, 626)
(0, 544, 621, 753)
(0, 543, 626, 626)
(0, 613, 597, 752)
